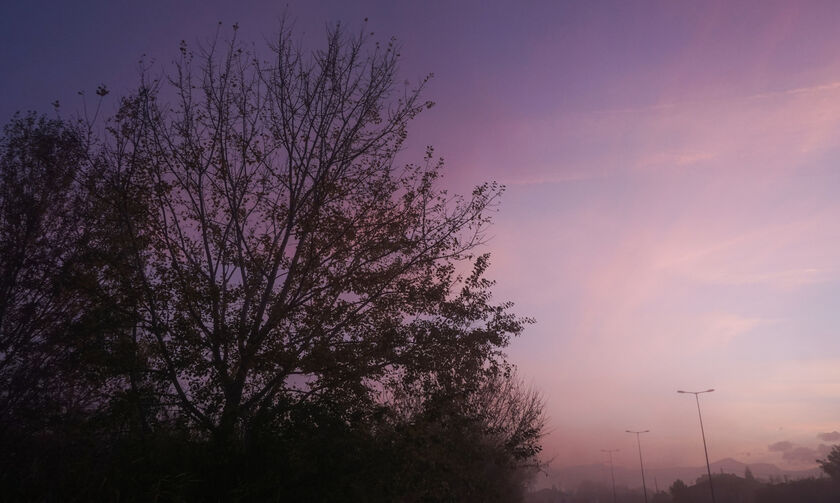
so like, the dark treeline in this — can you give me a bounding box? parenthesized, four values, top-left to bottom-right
(0, 21, 545, 502)
(528, 452, 840, 503)
(527, 484, 671, 503)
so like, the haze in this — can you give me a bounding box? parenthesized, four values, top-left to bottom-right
(2, 0, 838, 474)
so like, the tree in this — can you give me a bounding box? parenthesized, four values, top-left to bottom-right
(670, 479, 689, 502)
(0, 20, 542, 501)
(99, 20, 528, 451)
(818, 444, 840, 481)
(0, 113, 135, 499)
(384, 365, 545, 501)
(0, 114, 90, 437)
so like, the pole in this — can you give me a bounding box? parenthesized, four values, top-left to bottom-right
(695, 393, 717, 503)
(626, 430, 649, 503)
(678, 389, 717, 503)
(636, 433, 648, 503)
(602, 449, 619, 503)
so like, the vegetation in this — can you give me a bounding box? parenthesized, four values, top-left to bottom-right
(526, 462, 840, 503)
(0, 21, 544, 502)
(817, 444, 840, 481)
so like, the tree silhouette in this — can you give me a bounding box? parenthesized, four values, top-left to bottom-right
(0, 114, 90, 438)
(0, 20, 544, 501)
(98, 20, 523, 447)
(818, 444, 840, 480)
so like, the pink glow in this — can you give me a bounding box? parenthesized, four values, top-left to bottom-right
(2, 0, 840, 475)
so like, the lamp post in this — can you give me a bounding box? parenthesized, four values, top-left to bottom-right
(601, 448, 620, 503)
(626, 429, 650, 503)
(678, 389, 716, 503)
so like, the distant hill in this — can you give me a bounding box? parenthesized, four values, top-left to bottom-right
(539, 457, 823, 492)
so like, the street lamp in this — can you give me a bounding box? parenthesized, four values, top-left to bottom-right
(626, 429, 650, 503)
(678, 389, 716, 503)
(601, 448, 620, 503)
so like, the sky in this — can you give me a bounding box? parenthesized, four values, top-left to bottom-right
(2, 0, 839, 473)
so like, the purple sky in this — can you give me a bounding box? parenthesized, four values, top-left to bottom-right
(3, 0, 840, 471)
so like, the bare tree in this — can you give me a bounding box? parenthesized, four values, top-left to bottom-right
(479, 369, 546, 469)
(102, 22, 521, 444)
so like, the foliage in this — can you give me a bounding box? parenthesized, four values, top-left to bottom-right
(0, 113, 93, 439)
(755, 477, 839, 503)
(665, 472, 840, 503)
(669, 478, 689, 500)
(526, 483, 667, 503)
(97, 20, 522, 446)
(0, 20, 544, 501)
(817, 444, 840, 480)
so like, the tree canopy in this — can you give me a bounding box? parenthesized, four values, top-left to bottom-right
(0, 21, 544, 501)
